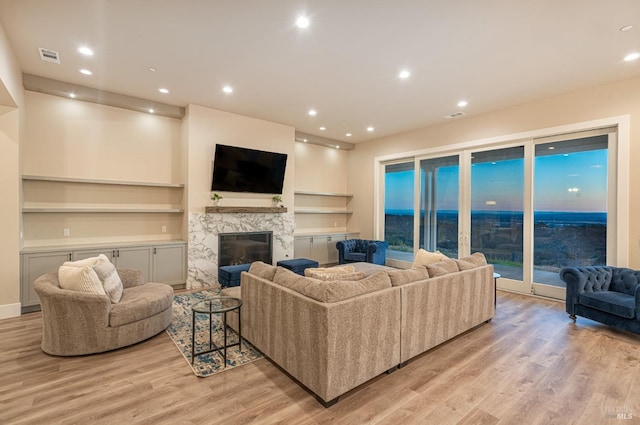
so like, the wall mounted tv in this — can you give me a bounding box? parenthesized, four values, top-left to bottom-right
(211, 144, 288, 194)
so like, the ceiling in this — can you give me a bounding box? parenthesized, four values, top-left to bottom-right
(1, 0, 639, 143)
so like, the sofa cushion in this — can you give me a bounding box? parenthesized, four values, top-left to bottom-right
(304, 265, 355, 277)
(109, 283, 174, 327)
(426, 259, 459, 277)
(273, 267, 391, 303)
(58, 265, 106, 296)
(92, 260, 124, 303)
(248, 261, 277, 281)
(579, 291, 636, 319)
(412, 249, 447, 268)
(344, 252, 367, 262)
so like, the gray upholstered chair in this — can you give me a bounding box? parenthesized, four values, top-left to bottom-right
(34, 268, 174, 356)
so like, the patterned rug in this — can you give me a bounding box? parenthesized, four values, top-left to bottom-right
(166, 289, 263, 377)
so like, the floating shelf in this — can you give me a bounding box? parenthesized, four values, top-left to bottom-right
(294, 209, 353, 214)
(294, 190, 353, 197)
(23, 208, 184, 213)
(22, 175, 184, 188)
(205, 206, 288, 214)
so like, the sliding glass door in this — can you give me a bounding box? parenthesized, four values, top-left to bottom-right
(470, 147, 525, 284)
(419, 156, 459, 258)
(384, 161, 415, 262)
(532, 133, 610, 297)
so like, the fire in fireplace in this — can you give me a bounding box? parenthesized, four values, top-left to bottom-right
(218, 231, 273, 266)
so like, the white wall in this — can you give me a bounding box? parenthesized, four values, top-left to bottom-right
(347, 75, 640, 268)
(185, 104, 295, 212)
(0, 21, 23, 318)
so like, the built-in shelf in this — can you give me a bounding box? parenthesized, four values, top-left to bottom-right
(22, 175, 185, 188)
(294, 209, 353, 214)
(23, 207, 184, 213)
(205, 206, 288, 214)
(294, 190, 353, 197)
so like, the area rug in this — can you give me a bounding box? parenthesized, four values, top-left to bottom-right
(166, 289, 263, 377)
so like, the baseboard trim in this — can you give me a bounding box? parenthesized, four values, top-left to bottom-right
(0, 303, 22, 320)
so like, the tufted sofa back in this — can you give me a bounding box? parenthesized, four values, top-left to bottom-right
(610, 268, 640, 296)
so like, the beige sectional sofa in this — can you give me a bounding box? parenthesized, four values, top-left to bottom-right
(236, 255, 495, 406)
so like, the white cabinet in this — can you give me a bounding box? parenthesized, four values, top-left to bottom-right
(294, 233, 358, 266)
(152, 244, 186, 285)
(20, 241, 187, 312)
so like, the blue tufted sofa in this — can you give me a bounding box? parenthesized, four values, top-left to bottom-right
(336, 239, 389, 265)
(560, 266, 640, 334)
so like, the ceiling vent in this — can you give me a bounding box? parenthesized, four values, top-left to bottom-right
(443, 111, 465, 119)
(38, 47, 60, 64)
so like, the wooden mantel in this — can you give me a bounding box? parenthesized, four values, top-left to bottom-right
(205, 206, 288, 214)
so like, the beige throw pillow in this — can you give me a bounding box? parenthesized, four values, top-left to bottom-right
(387, 267, 430, 286)
(58, 265, 106, 296)
(456, 252, 488, 271)
(412, 249, 447, 269)
(273, 267, 391, 303)
(248, 261, 278, 281)
(426, 259, 460, 277)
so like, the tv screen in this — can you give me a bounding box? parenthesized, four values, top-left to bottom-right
(211, 144, 288, 194)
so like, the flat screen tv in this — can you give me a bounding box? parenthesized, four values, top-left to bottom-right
(211, 144, 288, 194)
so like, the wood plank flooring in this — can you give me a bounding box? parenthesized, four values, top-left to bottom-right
(1, 291, 639, 425)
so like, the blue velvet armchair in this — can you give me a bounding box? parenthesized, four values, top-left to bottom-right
(336, 239, 389, 265)
(560, 266, 640, 334)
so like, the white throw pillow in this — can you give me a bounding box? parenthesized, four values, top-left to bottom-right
(58, 265, 106, 296)
(92, 260, 124, 303)
(63, 254, 106, 268)
(411, 249, 447, 269)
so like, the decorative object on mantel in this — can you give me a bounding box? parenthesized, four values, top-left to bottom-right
(205, 206, 288, 214)
(272, 195, 283, 208)
(166, 289, 263, 377)
(211, 193, 223, 206)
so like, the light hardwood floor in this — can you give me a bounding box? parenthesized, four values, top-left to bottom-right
(1, 291, 639, 425)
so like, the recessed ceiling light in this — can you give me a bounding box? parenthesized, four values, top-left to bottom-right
(366, 126, 374, 132)
(296, 16, 310, 29)
(319, 126, 326, 131)
(346, 133, 352, 137)
(69, 93, 76, 98)
(158, 88, 169, 94)
(78, 46, 94, 56)
(457, 100, 468, 107)
(308, 109, 317, 116)
(222, 85, 233, 94)
(398, 70, 411, 79)
(148, 108, 155, 114)
(336, 145, 340, 149)
(624, 52, 640, 62)
(620, 25, 633, 32)
(148, 67, 157, 72)
(303, 138, 308, 142)
(79, 69, 92, 75)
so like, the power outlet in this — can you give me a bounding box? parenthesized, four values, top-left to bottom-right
(161, 225, 167, 233)
(63, 228, 70, 237)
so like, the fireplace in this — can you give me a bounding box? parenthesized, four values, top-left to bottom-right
(218, 231, 273, 266)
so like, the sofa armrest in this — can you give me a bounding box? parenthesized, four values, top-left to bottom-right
(560, 266, 613, 315)
(34, 273, 111, 329)
(366, 241, 389, 265)
(118, 268, 145, 288)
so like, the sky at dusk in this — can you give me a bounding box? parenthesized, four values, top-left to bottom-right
(385, 149, 607, 213)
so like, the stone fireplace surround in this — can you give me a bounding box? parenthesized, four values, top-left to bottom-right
(188, 211, 295, 289)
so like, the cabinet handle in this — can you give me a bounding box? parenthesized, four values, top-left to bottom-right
(154, 247, 157, 255)
(68, 253, 72, 261)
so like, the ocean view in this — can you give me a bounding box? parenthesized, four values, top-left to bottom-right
(384, 209, 607, 272)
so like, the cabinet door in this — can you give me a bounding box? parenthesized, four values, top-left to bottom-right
(73, 249, 116, 262)
(152, 244, 186, 284)
(115, 247, 153, 283)
(311, 236, 330, 265)
(294, 237, 312, 259)
(21, 251, 72, 308)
